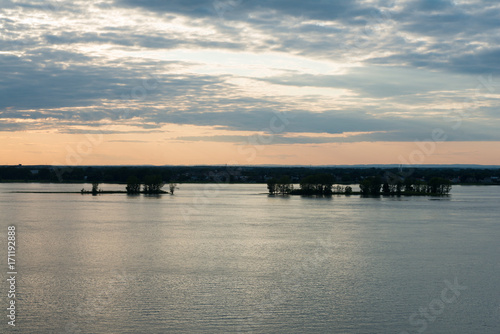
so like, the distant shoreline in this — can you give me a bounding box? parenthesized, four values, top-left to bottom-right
(3, 181, 499, 186)
(1, 165, 499, 186)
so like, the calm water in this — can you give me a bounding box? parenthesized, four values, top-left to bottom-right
(1, 183, 499, 333)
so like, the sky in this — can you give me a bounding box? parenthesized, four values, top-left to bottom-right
(1, 0, 499, 166)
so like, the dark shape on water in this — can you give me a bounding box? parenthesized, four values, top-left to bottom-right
(267, 173, 452, 196)
(143, 174, 165, 194)
(360, 176, 382, 195)
(126, 176, 141, 194)
(296, 173, 334, 195)
(92, 182, 100, 195)
(267, 176, 293, 195)
(169, 183, 177, 195)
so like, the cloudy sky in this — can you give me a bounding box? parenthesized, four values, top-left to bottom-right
(1, 0, 499, 165)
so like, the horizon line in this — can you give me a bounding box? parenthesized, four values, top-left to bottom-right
(3, 164, 500, 169)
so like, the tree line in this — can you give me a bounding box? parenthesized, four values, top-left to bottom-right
(359, 176, 452, 195)
(127, 175, 177, 195)
(1, 165, 498, 185)
(81, 175, 177, 195)
(267, 173, 353, 196)
(267, 173, 451, 196)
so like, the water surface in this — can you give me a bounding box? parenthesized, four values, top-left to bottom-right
(1, 183, 499, 333)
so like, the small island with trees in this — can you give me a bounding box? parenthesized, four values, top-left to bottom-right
(267, 173, 452, 196)
(80, 175, 177, 196)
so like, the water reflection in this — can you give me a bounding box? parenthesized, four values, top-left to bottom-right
(0, 184, 499, 333)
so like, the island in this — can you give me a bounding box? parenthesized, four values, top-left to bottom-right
(267, 173, 452, 196)
(78, 176, 178, 195)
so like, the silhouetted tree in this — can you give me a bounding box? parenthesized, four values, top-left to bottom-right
(277, 175, 293, 195)
(413, 180, 425, 193)
(143, 175, 164, 194)
(267, 178, 278, 195)
(344, 186, 353, 195)
(396, 180, 403, 195)
(299, 173, 334, 195)
(91, 182, 99, 195)
(382, 182, 390, 194)
(169, 183, 177, 195)
(427, 177, 452, 195)
(359, 179, 370, 195)
(359, 176, 381, 195)
(126, 176, 141, 194)
(404, 178, 414, 193)
(334, 185, 344, 194)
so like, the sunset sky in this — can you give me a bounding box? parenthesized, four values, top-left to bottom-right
(1, 0, 499, 166)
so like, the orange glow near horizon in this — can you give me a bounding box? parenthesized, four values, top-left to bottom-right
(2, 130, 499, 166)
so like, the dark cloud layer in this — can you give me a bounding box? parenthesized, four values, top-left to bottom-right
(111, 0, 500, 75)
(1, 0, 499, 143)
(116, 0, 373, 21)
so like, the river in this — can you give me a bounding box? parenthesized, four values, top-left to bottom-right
(0, 183, 499, 333)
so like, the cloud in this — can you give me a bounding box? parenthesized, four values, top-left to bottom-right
(116, 0, 220, 18)
(450, 48, 500, 75)
(0, 0, 499, 146)
(257, 66, 475, 98)
(115, 0, 375, 21)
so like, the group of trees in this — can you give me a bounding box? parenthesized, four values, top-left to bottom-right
(294, 174, 353, 195)
(298, 174, 334, 195)
(267, 174, 452, 196)
(126, 175, 177, 195)
(142, 175, 165, 194)
(334, 185, 353, 195)
(81, 182, 102, 195)
(359, 177, 384, 195)
(267, 173, 353, 196)
(81, 177, 177, 195)
(83, 175, 177, 195)
(91, 182, 100, 195)
(360, 176, 452, 195)
(267, 176, 293, 195)
(421, 177, 453, 195)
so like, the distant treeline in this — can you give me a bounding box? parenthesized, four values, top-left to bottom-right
(267, 174, 354, 196)
(359, 176, 452, 195)
(1, 165, 499, 185)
